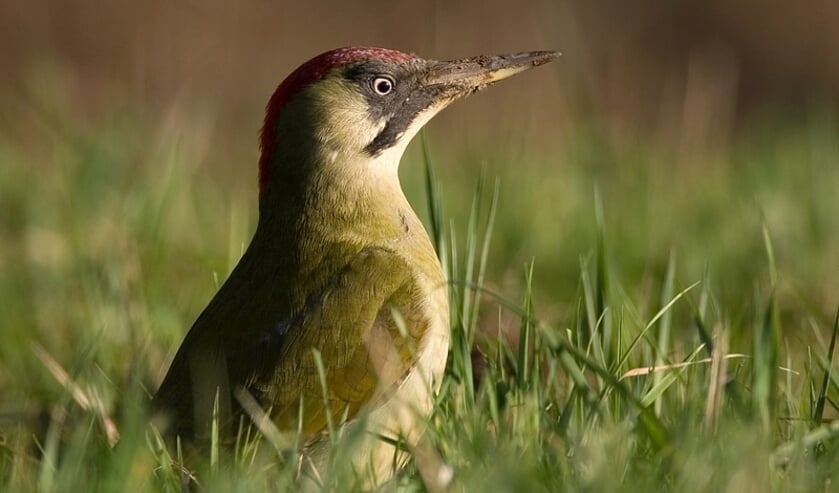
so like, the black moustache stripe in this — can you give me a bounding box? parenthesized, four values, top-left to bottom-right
(364, 87, 444, 156)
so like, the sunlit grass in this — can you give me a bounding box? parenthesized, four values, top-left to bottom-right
(1, 85, 838, 491)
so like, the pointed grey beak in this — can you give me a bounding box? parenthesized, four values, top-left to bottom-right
(423, 51, 559, 94)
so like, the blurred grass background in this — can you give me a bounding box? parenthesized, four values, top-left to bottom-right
(1, 0, 838, 490)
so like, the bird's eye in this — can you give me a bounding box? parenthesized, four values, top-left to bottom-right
(372, 76, 394, 95)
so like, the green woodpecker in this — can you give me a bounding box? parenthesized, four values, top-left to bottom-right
(153, 46, 556, 477)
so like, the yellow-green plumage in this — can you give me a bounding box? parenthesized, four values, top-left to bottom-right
(152, 46, 556, 484)
(153, 135, 448, 440)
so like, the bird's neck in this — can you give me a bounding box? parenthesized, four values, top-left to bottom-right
(217, 144, 438, 319)
(253, 147, 421, 271)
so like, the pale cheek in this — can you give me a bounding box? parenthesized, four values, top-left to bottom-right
(314, 82, 386, 153)
(318, 112, 385, 154)
(349, 116, 386, 149)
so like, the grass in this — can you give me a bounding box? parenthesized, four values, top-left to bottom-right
(1, 81, 839, 491)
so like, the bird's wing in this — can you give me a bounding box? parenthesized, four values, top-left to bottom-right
(229, 244, 432, 435)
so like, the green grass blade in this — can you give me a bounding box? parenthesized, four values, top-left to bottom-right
(813, 305, 839, 424)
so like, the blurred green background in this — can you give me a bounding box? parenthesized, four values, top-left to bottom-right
(1, 0, 838, 476)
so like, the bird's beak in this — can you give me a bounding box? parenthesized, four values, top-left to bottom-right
(362, 50, 558, 157)
(422, 51, 559, 98)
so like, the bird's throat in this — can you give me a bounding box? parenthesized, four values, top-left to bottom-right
(255, 151, 422, 285)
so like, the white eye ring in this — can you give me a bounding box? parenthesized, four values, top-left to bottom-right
(372, 76, 394, 95)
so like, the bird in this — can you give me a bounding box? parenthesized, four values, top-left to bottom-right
(151, 46, 557, 482)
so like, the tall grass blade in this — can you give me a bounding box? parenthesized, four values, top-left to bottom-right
(753, 223, 779, 430)
(814, 306, 839, 424)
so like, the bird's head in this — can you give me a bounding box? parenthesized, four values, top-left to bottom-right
(257, 47, 557, 199)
